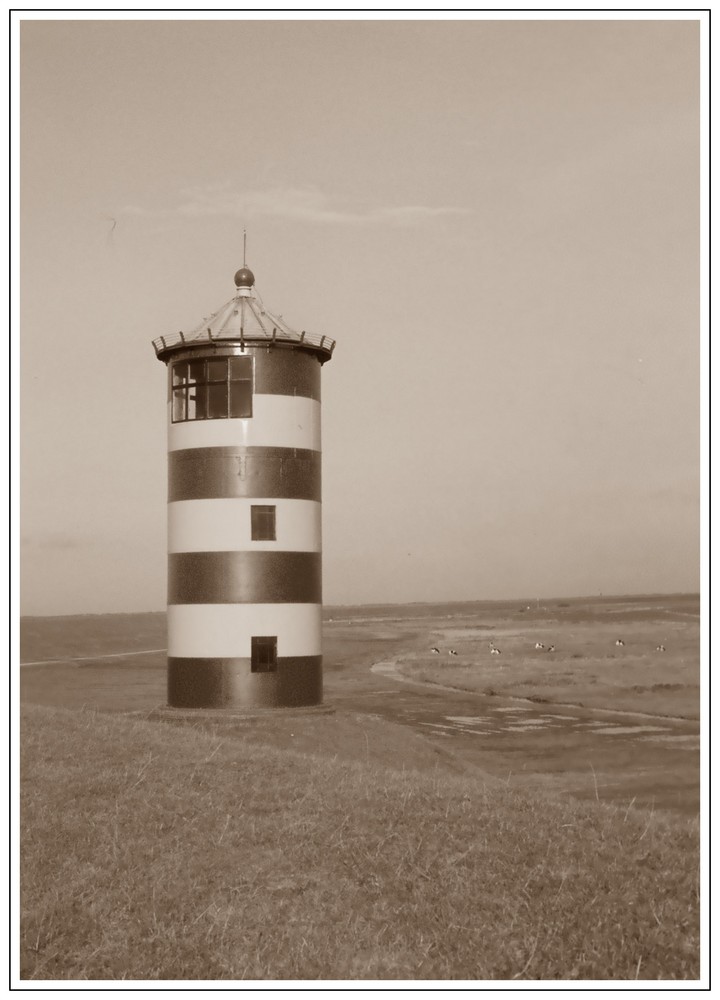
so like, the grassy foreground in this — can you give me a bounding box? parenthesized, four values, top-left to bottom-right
(21, 705, 698, 982)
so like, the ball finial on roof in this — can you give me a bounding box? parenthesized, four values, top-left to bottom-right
(234, 266, 255, 288)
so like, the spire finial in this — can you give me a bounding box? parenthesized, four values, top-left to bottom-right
(234, 233, 255, 290)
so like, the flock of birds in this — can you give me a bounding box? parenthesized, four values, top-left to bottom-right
(429, 638, 668, 658)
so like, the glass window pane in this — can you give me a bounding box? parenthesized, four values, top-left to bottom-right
(206, 383, 228, 419)
(251, 636, 277, 672)
(263, 510, 275, 540)
(188, 359, 205, 384)
(251, 505, 276, 541)
(172, 362, 188, 386)
(207, 358, 227, 382)
(230, 381, 252, 418)
(230, 355, 253, 381)
(187, 387, 201, 420)
(172, 388, 186, 422)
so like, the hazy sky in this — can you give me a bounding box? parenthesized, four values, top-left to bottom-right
(19, 15, 701, 615)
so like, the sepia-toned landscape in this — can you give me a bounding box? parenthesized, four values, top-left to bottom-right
(17, 13, 704, 987)
(20, 593, 699, 981)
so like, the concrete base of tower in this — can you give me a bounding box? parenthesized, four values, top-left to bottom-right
(167, 655, 323, 709)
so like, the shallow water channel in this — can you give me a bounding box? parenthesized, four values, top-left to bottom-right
(331, 665, 700, 816)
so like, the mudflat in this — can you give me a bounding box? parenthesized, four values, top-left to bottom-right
(20, 593, 700, 814)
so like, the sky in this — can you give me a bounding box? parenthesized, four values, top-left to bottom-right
(18, 15, 702, 615)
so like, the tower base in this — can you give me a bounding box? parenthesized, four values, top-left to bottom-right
(167, 656, 322, 709)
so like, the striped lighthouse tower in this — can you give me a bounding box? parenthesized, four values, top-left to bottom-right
(152, 260, 335, 709)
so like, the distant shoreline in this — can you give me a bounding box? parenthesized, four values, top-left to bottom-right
(19, 592, 701, 621)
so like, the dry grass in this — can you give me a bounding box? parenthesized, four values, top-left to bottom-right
(21, 704, 699, 982)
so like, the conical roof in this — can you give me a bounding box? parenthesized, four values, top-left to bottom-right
(153, 270, 335, 363)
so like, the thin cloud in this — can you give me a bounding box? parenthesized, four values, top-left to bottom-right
(123, 186, 468, 227)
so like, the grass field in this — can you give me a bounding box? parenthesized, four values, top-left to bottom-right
(21, 704, 699, 982)
(18, 594, 702, 982)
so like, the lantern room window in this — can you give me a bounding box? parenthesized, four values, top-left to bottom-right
(171, 356, 253, 421)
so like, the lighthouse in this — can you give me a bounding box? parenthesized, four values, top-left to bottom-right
(152, 261, 335, 709)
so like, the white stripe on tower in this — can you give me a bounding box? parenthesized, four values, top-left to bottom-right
(167, 604, 322, 659)
(168, 498, 322, 553)
(168, 395, 321, 452)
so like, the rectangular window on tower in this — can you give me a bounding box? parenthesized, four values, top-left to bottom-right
(251, 636, 277, 673)
(251, 505, 276, 541)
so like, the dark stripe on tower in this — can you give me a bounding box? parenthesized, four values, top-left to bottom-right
(168, 655, 323, 708)
(169, 446, 321, 502)
(254, 349, 321, 400)
(168, 550, 322, 604)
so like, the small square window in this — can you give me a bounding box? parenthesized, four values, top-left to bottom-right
(251, 636, 277, 673)
(251, 505, 276, 541)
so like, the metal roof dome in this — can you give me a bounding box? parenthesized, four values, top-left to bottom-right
(234, 266, 255, 288)
(152, 265, 335, 363)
